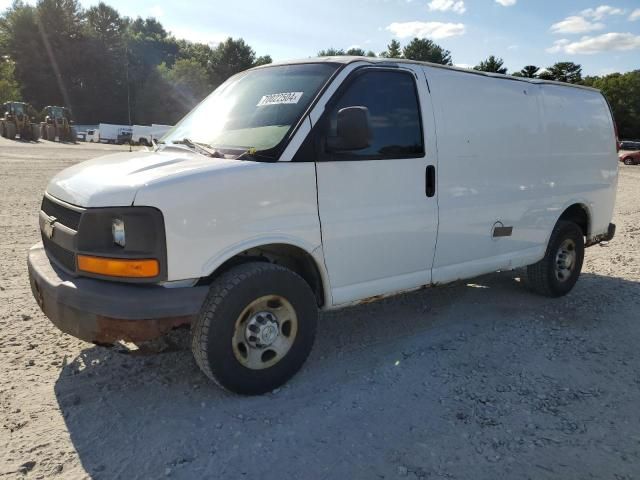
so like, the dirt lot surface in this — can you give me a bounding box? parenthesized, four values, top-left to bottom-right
(1, 138, 639, 479)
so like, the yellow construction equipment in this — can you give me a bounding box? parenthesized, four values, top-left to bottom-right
(0, 101, 40, 141)
(40, 106, 77, 142)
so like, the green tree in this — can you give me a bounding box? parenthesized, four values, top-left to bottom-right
(317, 47, 345, 56)
(0, 59, 21, 103)
(83, 3, 129, 123)
(126, 16, 181, 123)
(542, 62, 582, 84)
(517, 65, 540, 78)
(136, 58, 211, 124)
(254, 54, 272, 66)
(86, 2, 125, 45)
(402, 38, 452, 65)
(346, 47, 365, 56)
(210, 37, 262, 85)
(474, 55, 507, 74)
(1, 2, 56, 110)
(318, 47, 374, 57)
(584, 70, 640, 139)
(381, 39, 402, 58)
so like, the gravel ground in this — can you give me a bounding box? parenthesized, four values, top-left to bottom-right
(1, 138, 639, 480)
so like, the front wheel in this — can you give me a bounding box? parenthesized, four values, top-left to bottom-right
(5, 121, 16, 140)
(191, 262, 318, 395)
(46, 125, 56, 141)
(527, 221, 584, 297)
(623, 157, 634, 166)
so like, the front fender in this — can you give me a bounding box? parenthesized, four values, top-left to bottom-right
(133, 161, 322, 285)
(201, 235, 332, 307)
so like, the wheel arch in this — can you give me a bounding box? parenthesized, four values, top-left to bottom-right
(557, 202, 591, 238)
(199, 241, 330, 307)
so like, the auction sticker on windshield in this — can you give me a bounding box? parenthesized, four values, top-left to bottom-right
(257, 92, 303, 107)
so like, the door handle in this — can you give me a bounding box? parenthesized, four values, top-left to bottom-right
(426, 165, 436, 198)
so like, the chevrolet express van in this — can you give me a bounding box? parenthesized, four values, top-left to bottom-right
(28, 57, 618, 394)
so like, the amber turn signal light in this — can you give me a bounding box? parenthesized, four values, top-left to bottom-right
(77, 255, 159, 278)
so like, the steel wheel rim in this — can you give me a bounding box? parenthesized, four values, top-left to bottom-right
(554, 238, 576, 282)
(232, 295, 298, 370)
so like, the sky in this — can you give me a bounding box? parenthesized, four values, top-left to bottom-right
(3, 0, 640, 75)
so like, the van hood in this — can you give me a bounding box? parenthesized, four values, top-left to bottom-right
(46, 148, 246, 207)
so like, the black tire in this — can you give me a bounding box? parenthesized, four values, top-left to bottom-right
(46, 125, 56, 142)
(5, 121, 16, 140)
(527, 220, 584, 297)
(0, 121, 5, 138)
(623, 157, 633, 165)
(191, 262, 318, 395)
(31, 124, 40, 141)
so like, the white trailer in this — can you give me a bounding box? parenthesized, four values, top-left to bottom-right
(132, 124, 172, 146)
(97, 123, 132, 144)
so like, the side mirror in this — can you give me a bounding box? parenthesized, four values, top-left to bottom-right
(326, 106, 371, 152)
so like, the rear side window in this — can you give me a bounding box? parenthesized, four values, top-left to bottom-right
(326, 70, 424, 159)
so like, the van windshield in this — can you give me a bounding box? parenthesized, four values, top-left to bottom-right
(162, 63, 339, 159)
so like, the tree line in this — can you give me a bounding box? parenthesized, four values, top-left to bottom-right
(0, 0, 271, 125)
(1, 1, 638, 138)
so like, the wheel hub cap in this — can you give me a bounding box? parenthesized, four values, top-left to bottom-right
(245, 312, 279, 348)
(555, 238, 576, 282)
(233, 295, 298, 370)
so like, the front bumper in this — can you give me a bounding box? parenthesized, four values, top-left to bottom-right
(27, 243, 209, 343)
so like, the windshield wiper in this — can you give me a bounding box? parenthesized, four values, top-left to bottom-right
(234, 147, 273, 161)
(178, 138, 225, 158)
(161, 138, 224, 157)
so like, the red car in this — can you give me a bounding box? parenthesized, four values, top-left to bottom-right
(619, 149, 640, 165)
(619, 141, 640, 165)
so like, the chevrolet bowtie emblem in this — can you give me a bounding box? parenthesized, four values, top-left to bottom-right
(43, 216, 57, 239)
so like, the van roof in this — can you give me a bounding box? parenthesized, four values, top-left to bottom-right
(259, 56, 600, 93)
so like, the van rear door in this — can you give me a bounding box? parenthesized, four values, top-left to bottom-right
(315, 65, 439, 305)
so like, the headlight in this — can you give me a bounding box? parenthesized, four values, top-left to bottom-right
(112, 218, 126, 247)
(75, 206, 166, 282)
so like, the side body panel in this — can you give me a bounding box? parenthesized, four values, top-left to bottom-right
(133, 162, 325, 287)
(426, 66, 618, 284)
(540, 84, 618, 236)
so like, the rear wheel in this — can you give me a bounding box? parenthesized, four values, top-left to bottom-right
(31, 124, 40, 141)
(20, 123, 32, 140)
(623, 157, 634, 165)
(527, 221, 584, 297)
(191, 262, 318, 395)
(0, 121, 5, 138)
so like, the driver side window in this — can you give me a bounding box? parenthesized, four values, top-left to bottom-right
(325, 69, 424, 159)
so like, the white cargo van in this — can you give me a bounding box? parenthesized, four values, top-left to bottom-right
(85, 128, 99, 143)
(28, 57, 618, 394)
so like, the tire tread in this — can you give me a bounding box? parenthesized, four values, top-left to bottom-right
(191, 262, 313, 392)
(527, 220, 583, 297)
